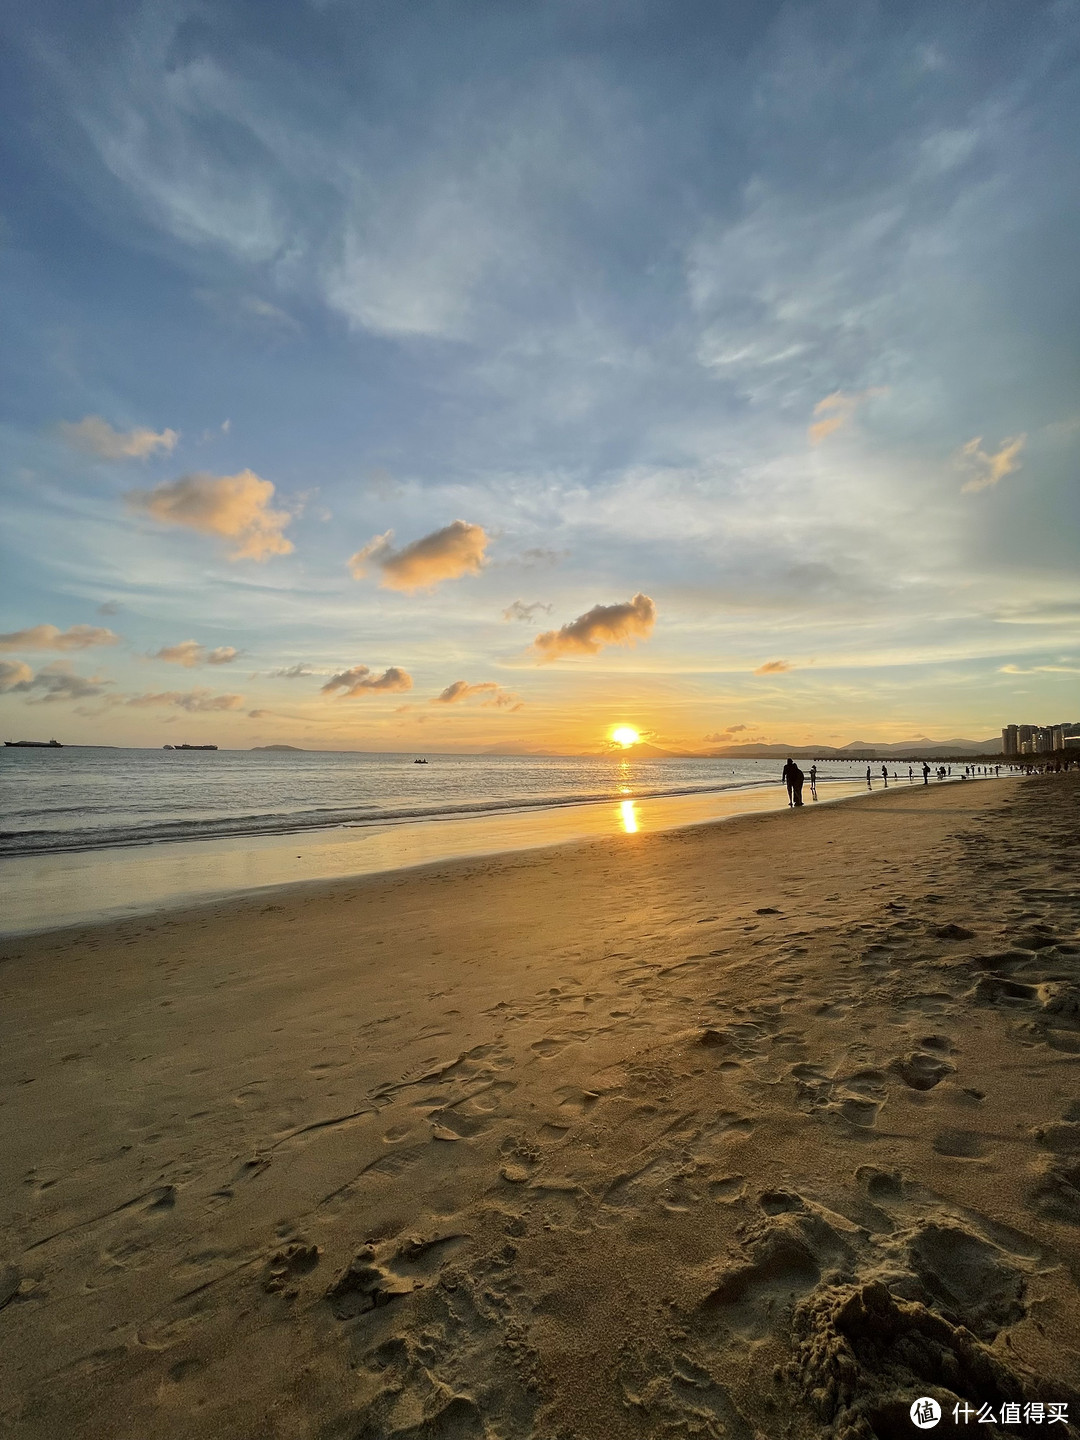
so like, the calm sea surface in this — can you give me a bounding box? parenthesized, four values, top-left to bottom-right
(0, 747, 878, 856)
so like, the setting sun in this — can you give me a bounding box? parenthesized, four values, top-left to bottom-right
(611, 726, 640, 748)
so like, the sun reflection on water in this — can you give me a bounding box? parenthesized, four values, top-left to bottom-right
(620, 799, 639, 833)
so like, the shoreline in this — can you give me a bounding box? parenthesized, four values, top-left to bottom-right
(5, 776, 1079, 1439)
(0, 772, 940, 936)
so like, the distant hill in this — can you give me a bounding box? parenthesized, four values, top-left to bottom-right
(251, 744, 305, 752)
(708, 737, 1001, 759)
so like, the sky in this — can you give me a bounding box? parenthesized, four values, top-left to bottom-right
(1, 0, 1078, 753)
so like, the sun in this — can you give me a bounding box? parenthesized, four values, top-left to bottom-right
(611, 726, 641, 748)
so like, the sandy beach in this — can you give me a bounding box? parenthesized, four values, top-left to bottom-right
(3, 773, 1080, 1440)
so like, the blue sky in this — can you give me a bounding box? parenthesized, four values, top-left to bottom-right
(1, 0, 1078, 751)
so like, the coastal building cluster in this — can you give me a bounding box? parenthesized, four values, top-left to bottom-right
(1001, 722, 1080, 756)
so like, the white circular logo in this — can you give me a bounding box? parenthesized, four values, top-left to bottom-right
(910, 1398, 941, 1429)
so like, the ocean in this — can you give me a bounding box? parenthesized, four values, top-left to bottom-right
(0, 746, 878, 857)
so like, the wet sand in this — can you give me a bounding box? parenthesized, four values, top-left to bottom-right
(2, 775, 1080, 1439)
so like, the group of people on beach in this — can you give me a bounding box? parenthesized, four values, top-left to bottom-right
(780, 758, 816, 806)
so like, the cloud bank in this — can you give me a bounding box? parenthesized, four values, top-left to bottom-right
(59, 415, 178, 460)
(531, 593, 656, 662)
(125, 689, 243, 712)
(153, 640, 238, 667)
(321, 665, 413, 697)
(0, 624, 118, 652)
(0, 660, 34, 691)
(4, 661, 110, 702)
(127, 470, 294, 560)
(348, 520, 488, 592)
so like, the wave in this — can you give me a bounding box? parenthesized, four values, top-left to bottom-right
(0, 776, 781, 857)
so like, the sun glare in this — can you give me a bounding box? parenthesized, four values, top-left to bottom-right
(611, 726, 640, 747)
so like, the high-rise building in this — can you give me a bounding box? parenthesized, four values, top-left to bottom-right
(1002, 725, 1018, 755)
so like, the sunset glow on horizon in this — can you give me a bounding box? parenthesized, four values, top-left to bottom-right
(1, 4, 1077, 754)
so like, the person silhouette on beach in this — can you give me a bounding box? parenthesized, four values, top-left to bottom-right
(790, 761, 805, 806)
(866, 765, 872, 789)
(809, 764, 818, 800)
(922, 762, 930, 784)
(782, 758, 799, 807)
(881, 764, 888, 787)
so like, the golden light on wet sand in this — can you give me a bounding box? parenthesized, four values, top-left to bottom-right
(620, 799, 639, 833)
(611, 726, 640, 747)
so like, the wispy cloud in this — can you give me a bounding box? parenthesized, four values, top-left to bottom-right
(58, 415, 178, 460)
(127, 471, 294, 560)
(754, 659, 792, 674)
(348, 521, 489, 593)
(808, 389, 886, 445)
(0, 624, 118, 652)
(153, 640, 238, 667)
(321, 665, 413, 697)
(271, 663, 316, 678)
(532, 593, 656, 662)
(125, 689, 244, 711)
(958, 435, 1026, 494)
(503, 600, 553, 623)
(432, 680, 522, 710)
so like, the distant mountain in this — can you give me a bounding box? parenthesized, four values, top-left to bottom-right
(251, 744, 305, 751)
(708, 738, 1001, 759)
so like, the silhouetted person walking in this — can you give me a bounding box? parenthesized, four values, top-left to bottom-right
(790, 761, 805, 807)
(922, 762, 930, 784)
(866, 765, 872, 789)
(809, 764, 818, 799)
(881, 764, 888, 787)
(782, 757, 798, 807)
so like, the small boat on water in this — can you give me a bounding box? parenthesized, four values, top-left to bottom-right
(172, 743, 218, 751)
(414, 758, 428, 764)
(4, 739, 62, 747)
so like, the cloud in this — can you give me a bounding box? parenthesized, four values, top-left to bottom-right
(958, 435, 1026, 494)
(321, 665, 413, 698)
(97, 601, 120, 616)
(704, 725, 749, 741)
(807, 389, 886, 445)
(531, 593, 656, 662)
(125, 689, 244, 712)
(58, 415, 178, 460)
(7, 661, 111, 703)
(0, 624, 118, 652)
(153, 640, 239, 667)
(348, 520, 488, 592)
(998, 663, 1080, 675)
(0, 660, 34, 691)
(126, 470, 294, 560)
(754, 660, 792, 674)
(272, 663, 315, 678)
(503, 600, 553, 623)
(432, 680, 523, 710)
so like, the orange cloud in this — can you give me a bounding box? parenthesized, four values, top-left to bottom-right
(958, 434, 1026, 494)
(127, 470, 294, 560)
(808, 388, 886, 444)
(0, 623, 118, 652)
(59, 415, 178, 460)
(348, 520, 488, 592)
(754, 660, 792, 674)
(531, 593, 656, 662)
(322, 665, 413, 698)
(153, 640, 238, 667)
(433, 680, 522, 710)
